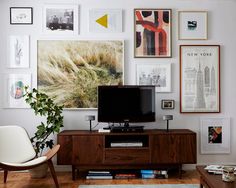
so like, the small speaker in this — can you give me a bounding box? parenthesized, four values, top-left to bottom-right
(163, 115, 173, 121)
(85, 115, 95, 121)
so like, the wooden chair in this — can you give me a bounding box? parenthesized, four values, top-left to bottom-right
(0, 125, 60, 188)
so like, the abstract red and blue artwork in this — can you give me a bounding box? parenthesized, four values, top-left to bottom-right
(134, 9, 171, 58)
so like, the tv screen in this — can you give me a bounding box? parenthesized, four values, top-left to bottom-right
(98, 85, 155, 124)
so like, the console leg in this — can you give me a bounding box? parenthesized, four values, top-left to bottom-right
(179, 164, 182, 179)
(72, 166, 76, 180)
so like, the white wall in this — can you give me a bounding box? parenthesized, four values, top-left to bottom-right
(1, 0, 236, 169)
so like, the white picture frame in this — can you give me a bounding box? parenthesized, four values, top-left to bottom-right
(136, 63, 171, 92)
(10, 7, 33, 24)
(180, 45, 220, 113)
(89, 9, 122, 33)
(4, 74, 31, 108)
(200, 117, 230, 154)
(8, 35, 30, 68)
(42, 4, 79, 35)
(178, 11, 207, 40)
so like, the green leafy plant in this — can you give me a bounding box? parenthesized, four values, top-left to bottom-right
(24, 86, 64, 156)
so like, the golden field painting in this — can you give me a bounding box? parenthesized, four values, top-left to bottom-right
(37, 40, 124, 108)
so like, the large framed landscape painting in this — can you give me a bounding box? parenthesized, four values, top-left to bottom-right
(134, 9, 171, 58)
(180, 45, 220, 113)
(37, 40, 124, 109)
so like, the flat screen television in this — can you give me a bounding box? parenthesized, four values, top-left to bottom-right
(98, 85, 155, 126)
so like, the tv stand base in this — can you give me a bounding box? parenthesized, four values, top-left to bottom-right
(111, 126, 144, 132)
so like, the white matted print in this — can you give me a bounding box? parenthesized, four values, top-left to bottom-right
(89, 9, 122, 33)
(10, 7, 33, 24)
(43, 4, 78, 35)
(200, 117, 230, 154)
(8, 35, 30, 68)
(178, 11, 207, 40)
(136, 63, 171, 92)
(4, 74, 31, 108)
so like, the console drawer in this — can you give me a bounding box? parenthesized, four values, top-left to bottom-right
(104, 148, 150, 164)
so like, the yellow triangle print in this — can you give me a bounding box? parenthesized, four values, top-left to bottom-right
(96, 14, 108, 28)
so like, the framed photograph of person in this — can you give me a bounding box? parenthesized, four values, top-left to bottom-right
(10, 7, 33, 24)
(136, 63, 171, 92)
(180, 45, 220, 113)
(178, 11, 207, 40)
(200, 117, 230, 154)
(42, 4, 79, 35)
(161, 99, 175, 110)
(134, 9, 172, 58)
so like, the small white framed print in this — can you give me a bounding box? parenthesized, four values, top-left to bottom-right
(4, 74, 31, 108)
(10, 7, 33, 24)
(178, 11, 207, 40)
(43, 4, 79, 35)
(89, 9, 122, 33)
(200, 117, 230, 154)
(8, 35, 30, 68)
(136, 63, 171, 92)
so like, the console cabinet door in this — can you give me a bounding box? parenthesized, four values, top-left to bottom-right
(151, 134, 180, 164)
(179, 134, 196, 163)
(57, 135, 72, 165)
(72, 135, 103, 165)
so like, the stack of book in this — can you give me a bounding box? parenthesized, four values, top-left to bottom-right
(114, 173, 137, 179)
(110, 141, 143, 147)
(86, 170, 113, 179)
(140, 170, 168, 179)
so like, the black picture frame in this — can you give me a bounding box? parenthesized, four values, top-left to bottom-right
(10, 7, 33, 25)
(161, 99, 175, 109)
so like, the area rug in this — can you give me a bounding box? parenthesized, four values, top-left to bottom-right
(79, 184, 199, 188)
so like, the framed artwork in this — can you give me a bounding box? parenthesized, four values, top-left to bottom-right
(89, 9, 122, 33)
(200, 117, 230, 154)
(37, 40, 124, 109)
(8, 35, 30, 68)
(4, 74, 31, 108)
(180, 45, 220, 113)
(42, 4, 79, 35)
(178, 11, 207, 40)
(161, 99, 175, 109)
(136, 63, 171, 92)
(10, 7, 33, 24)
(134, 8, 172, 58)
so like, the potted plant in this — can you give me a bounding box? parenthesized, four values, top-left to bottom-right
(23, 86, 64, 178)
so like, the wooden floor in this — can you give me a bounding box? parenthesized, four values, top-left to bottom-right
(0, 170, 200, 188)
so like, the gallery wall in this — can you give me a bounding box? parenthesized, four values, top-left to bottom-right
(1, 0, 236, 169)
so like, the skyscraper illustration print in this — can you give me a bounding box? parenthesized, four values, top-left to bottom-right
(180, 45, 220, 113)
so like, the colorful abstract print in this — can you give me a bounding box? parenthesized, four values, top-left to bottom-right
(135, 9, 171, 57)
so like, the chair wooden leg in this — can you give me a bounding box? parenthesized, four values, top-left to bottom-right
(47, 160, 59, 188)
(4, 170, 8, 183)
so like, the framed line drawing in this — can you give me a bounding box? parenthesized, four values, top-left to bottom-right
(8, 35, 30, 68)
(10, 7, 33, 24)
(89, 9, 122, 33)
(178, 11, 207, 40)
(136, 63, 171, 92)
(200, 117, 230, 154)
(37, 40, 124, 109)
(180, 45, 220, 113)
(161, 99, 175, 109)
(4, 74, 31, 108)
(43, 4, 79, 35)
(134, 9, 172, 58)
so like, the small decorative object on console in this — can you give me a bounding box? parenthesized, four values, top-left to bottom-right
(163, 115, 173, 132)
(85, 115, 95, 131)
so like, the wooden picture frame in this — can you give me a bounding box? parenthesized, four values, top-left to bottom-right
(178, 11, 207, 40)
(134, 9, 172, 58)
(200, 117, 230, 154)
(180, 45, 220, 113)
(161, 99, 175, 109)
(10, 7, 33, 24)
